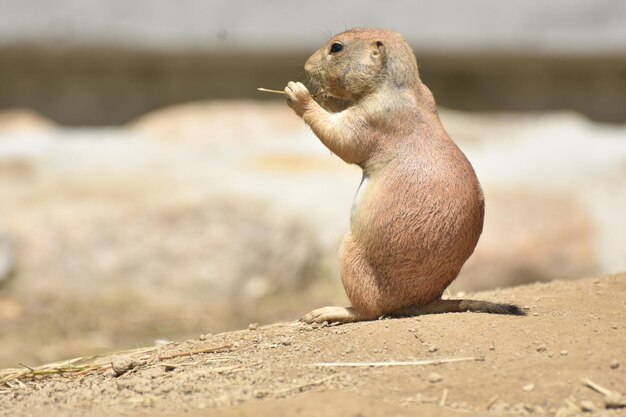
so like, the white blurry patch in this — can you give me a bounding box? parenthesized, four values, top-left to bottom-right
(455, 112, 626, 274)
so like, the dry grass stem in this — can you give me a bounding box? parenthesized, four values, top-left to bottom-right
(209, 363, 256, 374)
(274, 375, 340, 395)
(257, 88, 285, 95)
(485, 396, 499, 410)
(582, 378, 626, 408)
(582, 378, 614, 396)
(307, 357, 478, 368)
(0, 343, 232, 386)
(157, 344, 232, 360)
(257, 87, 321, 98)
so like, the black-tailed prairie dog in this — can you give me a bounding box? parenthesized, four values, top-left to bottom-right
(284, 29, 524, 324)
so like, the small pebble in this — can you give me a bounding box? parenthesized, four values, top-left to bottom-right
(488, 399, 510, 413)
(522, 383, 535, 392)
(427, 345, 438, 353)
(604, 392, 626, 409)
(510, 403, 530, 414)
(142, 394, 157, 407)
(580, 400, 596, 412)
(163, 363, 177, 372)
(111, 356, 144, 377)
(536, 344, 547, 352)
(560, 350, 568, 356)
(254, 390, 267, 399)
(532, 312, 539, 317)
(610, 359, 620, 369)
(427, 372, 443, 383)
(248, 323, 259, 330)
(555, 406, 571, 416)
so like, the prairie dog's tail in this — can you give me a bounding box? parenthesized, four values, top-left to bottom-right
(417, 299, 526, 316)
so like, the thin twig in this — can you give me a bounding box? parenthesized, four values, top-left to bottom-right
(157, 344, 232, 360)
(257, 87, 321, 98)
(208, 363, 256, 374)
(274, 375, 340, 395)
(18, 363, 35, 372)
(307, 357, 478, 368)
(582, 378, 626, 408)
(257, 88, 285, 95)
(582, 378, 613, 397)
(202, 357, 237, 363)
(485, 396, 499, 410)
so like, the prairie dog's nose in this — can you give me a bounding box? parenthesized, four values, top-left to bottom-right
(304, 53, 317, 75)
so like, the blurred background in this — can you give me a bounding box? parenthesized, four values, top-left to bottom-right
(0, 0, 625, 367)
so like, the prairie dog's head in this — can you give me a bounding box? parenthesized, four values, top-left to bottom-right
(305, 29, 420, 102)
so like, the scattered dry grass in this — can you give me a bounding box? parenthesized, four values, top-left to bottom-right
(0, 343, 232, 387)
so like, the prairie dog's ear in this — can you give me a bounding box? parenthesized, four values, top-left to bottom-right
(371, 40, 384, 61)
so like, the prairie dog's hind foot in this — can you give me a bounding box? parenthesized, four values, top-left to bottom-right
(301, 306, 372, 324)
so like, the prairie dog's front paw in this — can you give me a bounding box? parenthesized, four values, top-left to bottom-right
(284, 81, 312, 117)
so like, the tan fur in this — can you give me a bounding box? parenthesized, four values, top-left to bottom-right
(284, 29, 524, 323)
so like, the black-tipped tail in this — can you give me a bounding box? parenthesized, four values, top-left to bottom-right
(417, 299, 527, 316)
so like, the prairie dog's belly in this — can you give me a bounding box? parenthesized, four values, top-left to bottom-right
(349, 166, 481, 254)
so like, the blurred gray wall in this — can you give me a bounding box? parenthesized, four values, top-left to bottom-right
(1, 0, 625, 125)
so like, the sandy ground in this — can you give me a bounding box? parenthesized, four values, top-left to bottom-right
(1, 274, 624, 417)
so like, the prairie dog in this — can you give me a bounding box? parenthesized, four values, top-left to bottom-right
(284, 29, 524, 323)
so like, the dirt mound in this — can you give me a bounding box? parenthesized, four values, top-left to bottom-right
(0, 109, 56, 135)
(1, 274, 624, 417)
(128, 100, 303, 143)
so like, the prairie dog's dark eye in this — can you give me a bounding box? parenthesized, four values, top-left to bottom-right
(329, 42, 343, 53)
